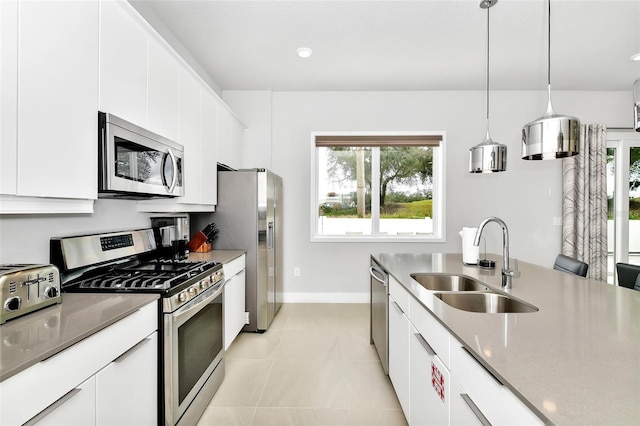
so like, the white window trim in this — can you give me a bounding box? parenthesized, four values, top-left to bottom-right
(607, 130, 640, 267)
(309, 131, 446, 243)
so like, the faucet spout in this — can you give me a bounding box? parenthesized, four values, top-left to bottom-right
(473, 216, 519, 289)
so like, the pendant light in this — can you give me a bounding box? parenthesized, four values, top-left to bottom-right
(522, 0, 580, 160)
(469, 0, 507, 174)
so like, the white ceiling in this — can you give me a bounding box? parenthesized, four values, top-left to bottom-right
(131, 0, 640, 92)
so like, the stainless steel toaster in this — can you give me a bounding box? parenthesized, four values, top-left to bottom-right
(0, 264, 62, 324)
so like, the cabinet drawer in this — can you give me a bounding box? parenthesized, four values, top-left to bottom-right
(409, 296, 450, 368)
(389, 276, 410, 315)
(410, 327, 450, 426)
(0, 301, 157, 425)
(450, 342, 543, 425)
(223, 254, 246, 278)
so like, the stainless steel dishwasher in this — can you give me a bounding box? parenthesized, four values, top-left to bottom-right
(370, 256, 389, 375)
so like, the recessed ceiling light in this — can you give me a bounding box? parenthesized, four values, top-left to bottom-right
(631, 52, 640, 61)
(296, 47, 313, 59)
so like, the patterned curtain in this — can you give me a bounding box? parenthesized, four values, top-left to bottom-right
(561, 124, 608, 281)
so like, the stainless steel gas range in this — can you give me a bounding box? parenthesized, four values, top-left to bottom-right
(50, 228, 225, 426)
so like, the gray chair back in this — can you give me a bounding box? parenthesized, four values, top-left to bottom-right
(553, 254, 589, 277)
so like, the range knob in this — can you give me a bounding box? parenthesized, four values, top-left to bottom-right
(44, 286, 59, 299)
(4, 296, 22, 312)
(189, 287, 198, 298)
(199, 280, 207, 290)
(178, 292, 187, 303)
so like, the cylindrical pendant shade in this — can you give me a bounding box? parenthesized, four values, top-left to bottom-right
(469, 142, 507, 173)
(521, 114, 580, 160)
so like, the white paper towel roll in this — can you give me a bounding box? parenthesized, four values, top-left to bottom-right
(460, 227, 479, 265)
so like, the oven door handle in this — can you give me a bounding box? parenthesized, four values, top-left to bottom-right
(172, 282, 224, 325)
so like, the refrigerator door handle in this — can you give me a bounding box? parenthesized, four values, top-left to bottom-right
(267, 221, 274, 250)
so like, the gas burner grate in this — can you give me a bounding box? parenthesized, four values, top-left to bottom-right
(79, 272, 173, 290)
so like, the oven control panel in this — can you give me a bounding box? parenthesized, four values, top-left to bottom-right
(165, 269, 224, 312)
(0, 264, 62, 324)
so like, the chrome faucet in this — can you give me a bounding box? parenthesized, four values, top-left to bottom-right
(473, 216, 520, 289)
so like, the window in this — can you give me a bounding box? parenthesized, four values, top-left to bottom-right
(311, 132, 445, 241)
(606, 131, 640, 284)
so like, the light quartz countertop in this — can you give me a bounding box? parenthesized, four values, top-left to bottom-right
(0, 250, 242, 383)
(187, 249, 245, 265)
(0, 293, 159, 382)
(373, 252, 640, 425)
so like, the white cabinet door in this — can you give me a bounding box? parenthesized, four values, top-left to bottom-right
(410, 327, 449, 426)
(147, 38, 180, 141)
(450, 378, 485, 426)
(0, 0, 18, 195)
(216, 105, 244, 169)
(388, 295, 410, 420)
(98, 0, 148, 127)
(201, 91, 218, 205)
(96, 332, 158, 426)
(176, 70, 203, 205)
(29, 376, 96, 426)
(451, 342, 543, 426)
(224, 269, 246, 350)
(16, 0, 98, 200)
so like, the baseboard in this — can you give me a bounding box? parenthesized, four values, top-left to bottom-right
(281, 292, 369, 303)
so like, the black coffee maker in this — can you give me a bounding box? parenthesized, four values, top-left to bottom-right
(151, 215, 190, 260)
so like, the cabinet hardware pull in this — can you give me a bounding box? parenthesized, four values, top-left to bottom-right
(24, 388, 82, 425)
(113, 335, 153, 363)
(461, 346, 504, 386)
(391, 300, 404, 314)
(460, 393, 492, 426)
(414, 333, 436, 357)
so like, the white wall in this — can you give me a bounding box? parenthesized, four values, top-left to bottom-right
(0, 199, 155, 264)
(225, 89, 630, 302)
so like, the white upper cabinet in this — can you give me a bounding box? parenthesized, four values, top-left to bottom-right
(137, 71, 218, 211)
(217, 106, 245, 170)
(1, 0, 240, 214)
(0, 0, 98, 213)
(0, 0, 18, 196)
(98, 0, 148, 127)
(147, 38, 180, 142)
(201, 92, 219, 205)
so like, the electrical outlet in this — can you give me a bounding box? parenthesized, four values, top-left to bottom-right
(294, 267, 301, 277)
(244, 312, 250, 324)
(553, 217, 562, 226)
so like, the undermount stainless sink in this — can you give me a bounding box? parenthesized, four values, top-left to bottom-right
(434, 292, 538, 313)
(410, 273, 493, 292)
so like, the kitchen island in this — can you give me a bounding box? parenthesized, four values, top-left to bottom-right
(374, 252, 640, 425)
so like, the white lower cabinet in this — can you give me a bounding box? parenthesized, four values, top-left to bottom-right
(30, 376, 97, 426)
(385, 276, 543, 426)
(388, 294, 411, 420)
(450, 378, 484, 426)
(410, 326, 449, 426)
(223, 254, 246, 350)
(450, 342, 543, 426)
(0, 301, 158, 426)
(96, 333, 158, 425)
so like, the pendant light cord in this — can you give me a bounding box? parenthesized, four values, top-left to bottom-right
(486, 5, 490, 122)
(547, 0, 551, 87)
(544, 0, 555, 116)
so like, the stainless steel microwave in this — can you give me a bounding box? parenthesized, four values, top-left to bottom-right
(98, 112, 184, 198)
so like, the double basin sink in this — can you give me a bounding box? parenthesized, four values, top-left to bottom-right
(410, 273, 538, 313)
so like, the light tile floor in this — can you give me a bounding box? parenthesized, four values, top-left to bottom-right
(197, 303, 407, 426)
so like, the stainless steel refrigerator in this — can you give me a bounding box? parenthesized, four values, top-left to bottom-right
(195, 168, 283, 332)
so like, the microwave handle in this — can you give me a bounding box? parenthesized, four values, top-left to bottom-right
(163, 148, 179, 193)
